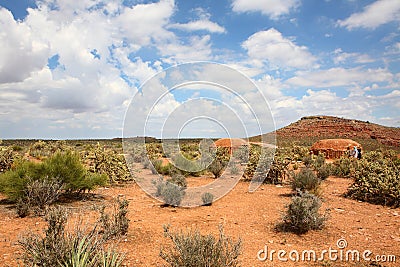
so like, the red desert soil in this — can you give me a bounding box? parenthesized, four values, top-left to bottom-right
(0, 171, 399, 267)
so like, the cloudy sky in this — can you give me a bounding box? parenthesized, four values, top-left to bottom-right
(0, 0, 399, 139)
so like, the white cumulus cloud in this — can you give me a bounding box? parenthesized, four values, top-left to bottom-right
(338, 0, 400, 30)
(232, 0, 300, 20)
(168, 19, 226, 33)
(287, 67, 393, 88)
(0, 8, 49, 83)
(242, 28, 318, 69)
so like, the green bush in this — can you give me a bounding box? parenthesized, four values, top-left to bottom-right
(81, 145, 132, 183)
(160, 225, 242, 267)
(346, 151, 400, 207)
(201, 192, 214, 206)
(0, 152, 107, 202)
(277, 192, 328, 234)
(290, 168, 320, 195)
(151, 159, 175, 176)
(332, 156, 357, 177)
(172, 154, 199, 176)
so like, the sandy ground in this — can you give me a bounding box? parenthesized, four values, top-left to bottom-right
(0, 168, 399, 267)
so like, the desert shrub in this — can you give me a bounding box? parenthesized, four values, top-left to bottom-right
(129, 144, 146, 163)
(277, 192, 328, 234)
(19, 206, 125, 267)
(316, 164, 331, 180)
(12, 145, 23, 152)
(346, 151, 400, 207)
(160, 182, 185, 207)
(229, 162, 240, 175)
(0, 152, 107, 203)
(208, 159, 227, 178)
(16, 197, 31, 218)
(232, 146, 249, 163)
(153, 177, 165, 197)
(142, 157, 151, 169)
(302, 155, 313, 167)
(167, 174, 187, 188)
(171, 154, 203, 177)
(151, 159, 175, 175)
(98, 197, 130, 240)
(19, 206, 70, 266)
(150, 159, 161, 174)
(201, 192, 214, 206)
(0, 160, 43, 201)
(43, 151, 107, 194)
(332, 156, 357, 177)
(313, 153, 326, 169)
(290, 168, 320, 195)
(160, 225, 242, 267)
(22, 177, 64, 216)
(153, 178, 185, 207)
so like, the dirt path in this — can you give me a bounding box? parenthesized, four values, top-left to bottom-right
(0, 174, 399, 266)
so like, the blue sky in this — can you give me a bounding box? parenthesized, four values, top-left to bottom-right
(0, 0, 399, 139)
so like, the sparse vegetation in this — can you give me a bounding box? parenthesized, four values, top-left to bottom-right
(290, 168, 321, 195)
(160, 225, 242, 267)
(0, 152, 107, 213)
(81, 144, 132, 183)
(208, 159, 227, 178)
(22, 177, 64, 216)
(201, 192, 214, 206)
(316, 164, 331, 180)
(346, 150, 400, 207)
(332, 156, 357, 177)
(277, 192, 329, 234)
(167, 173, 187, 188)
(0, 146, 17, 173)
(152, 177, 186, 207)
(18, 206, 125, 267)
(98, 197, 130, 240)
